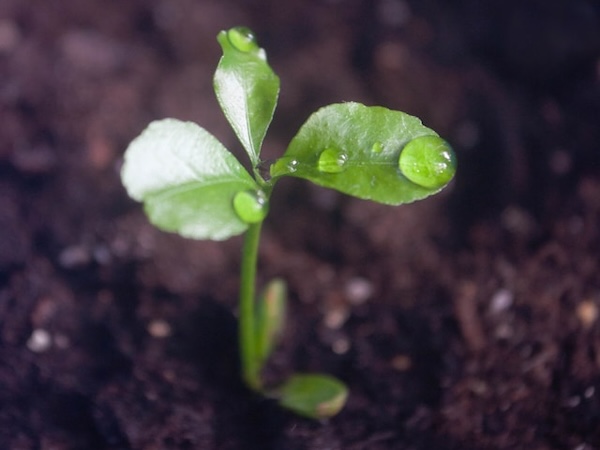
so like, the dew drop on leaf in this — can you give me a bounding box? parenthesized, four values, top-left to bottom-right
(371, 141, 384, 154)
(317, 148, 348, 174)
(233, 190, 269, 224)
(286, 159, 299, 173)
(227, 26, 259, 53)
(398, 135, 456, 189)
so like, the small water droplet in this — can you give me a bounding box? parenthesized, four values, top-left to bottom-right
(371, 141, 384, 154)
(227, 27, 259, 53)
(398, 135, 456, 189)
(317, 148, 348, 174)
(286, 159, 299, 173)
(233, 190, 268, 224)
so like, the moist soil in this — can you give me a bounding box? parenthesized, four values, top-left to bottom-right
(1, 1, 600, 449)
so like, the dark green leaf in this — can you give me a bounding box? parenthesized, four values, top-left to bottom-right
(121, 119, 261, 241)
(214, 27, 280, 167)
(271, 102, 456, 205)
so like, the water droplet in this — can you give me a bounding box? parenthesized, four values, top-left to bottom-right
(227, 27, 259, 53)
(317, 148, 348, 174)
(398, 135, 456, 189)
(233, 190, 268, 224)
(286, 159, 299, 173)
(371, 141, 384, 154)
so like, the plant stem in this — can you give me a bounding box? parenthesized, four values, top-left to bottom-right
(239, 221, 263, 390)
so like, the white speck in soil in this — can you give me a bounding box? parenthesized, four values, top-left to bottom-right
(148, 320, 171, 338)
(324, 306, 349, 330)
(576, 300, 598, 329)
(59, 245, 91, 268)
(345, 277, 374, 305)
(565, 396, 581, 408)
(27, 329, 52, 353)
(332, 337, 350, 354)
(489, 288, 513, 314)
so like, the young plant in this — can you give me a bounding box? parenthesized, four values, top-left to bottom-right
(121, 27, 456, 419)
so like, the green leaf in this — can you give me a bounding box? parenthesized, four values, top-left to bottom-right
(121, 118, 262, 241)
(214, 27, 280, 167)
(270, 102, 457, 205)
(275, 374, 348, 419)
(255, 278, 287, 367)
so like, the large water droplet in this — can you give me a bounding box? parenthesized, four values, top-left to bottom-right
(317, 148, 348, 174)
(398, 135, 456, 189)
(233, 190, 268, 224)
(227, 27, 259, 53)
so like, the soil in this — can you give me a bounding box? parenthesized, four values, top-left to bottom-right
(1, 0, 600, 449)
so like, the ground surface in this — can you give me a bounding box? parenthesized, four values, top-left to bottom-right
(1, 0, 600, 449)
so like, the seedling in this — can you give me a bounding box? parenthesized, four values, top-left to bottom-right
(121, 27, 456, 419)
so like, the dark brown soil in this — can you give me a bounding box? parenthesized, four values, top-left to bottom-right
(1, 0, 600, 449)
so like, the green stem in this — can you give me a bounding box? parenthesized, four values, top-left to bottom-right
(239, 221, 263, 390)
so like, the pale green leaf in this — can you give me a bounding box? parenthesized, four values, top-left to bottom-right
(276, 374, 348, 419)
(121, 119, 260, 240)
(255, 278, 287, 367)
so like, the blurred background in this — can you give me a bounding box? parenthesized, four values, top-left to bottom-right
(1, 0, 599, 448)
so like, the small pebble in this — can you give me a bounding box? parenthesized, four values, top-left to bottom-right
(0, 20, 20, 53)
(93, 244, 112, 265)
(54, 333, 71, 349)
(332, 338, 350, 355)
(489, 289, 513, 314)
(27, 329, 52, 353)
(494, 323, 514, 340)
(148, 320, 171, 338)
(60, 30, 123, 74)
(11, 145, 57, 174)
(345, 277, 373, 305)
(501, 206, 536, 237)
(549, 149, 572, 175)
(565, 396, 581, 408)
(469, 379, 488, 396)
(391, 354, 412, 371)
(576, 300, 598, 329)
(377, 0, 411, 27)
(59, 245, 91, 268)
(324, 306, 349, 330)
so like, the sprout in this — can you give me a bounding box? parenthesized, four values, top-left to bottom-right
(121, 27, 456, 419)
